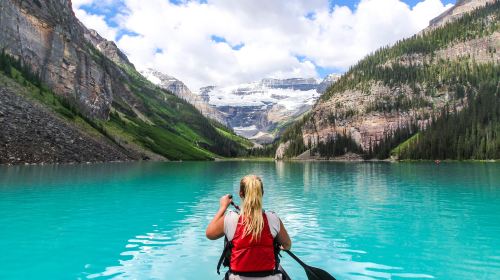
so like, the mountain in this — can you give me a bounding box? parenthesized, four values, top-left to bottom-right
(140, 68, 226, 124)
(199, 75, 339, 144)
(317, 74, 342, 93)
(427, 0, 497, 29)
(141, 68, 341, 144)
(276, 0, 499, 160)
(0, 0, 246, 163)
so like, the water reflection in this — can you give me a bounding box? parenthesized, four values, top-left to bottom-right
(1, 162, 499, 280)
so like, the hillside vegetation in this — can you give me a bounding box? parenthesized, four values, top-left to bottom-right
(0, 51, 248, 161)
(278, 1, 499, 160)
(0, 0, 252, 163)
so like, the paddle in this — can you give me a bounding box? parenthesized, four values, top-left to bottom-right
(228, 195, 240, 211)
(228, 195, 337, 280)
(283, 250, 336, 280)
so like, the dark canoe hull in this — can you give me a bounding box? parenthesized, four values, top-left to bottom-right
(223, 266, 292, 279)
(281, 267, 292, 280)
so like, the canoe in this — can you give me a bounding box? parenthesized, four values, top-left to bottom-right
(223, 266, 291, 280)
(280, 265, 292, 280)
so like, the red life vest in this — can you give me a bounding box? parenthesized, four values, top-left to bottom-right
(230, 213, 276, 273)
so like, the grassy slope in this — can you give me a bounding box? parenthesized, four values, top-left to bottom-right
(215, 127, 254, 149)
(90, 46, 247, 159)
(390, 133, 420, 158)
(0, 53, 248, 160)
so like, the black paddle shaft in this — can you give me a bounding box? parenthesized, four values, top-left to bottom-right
(227, 194, 240, 211)
(284, 250, 337, 280)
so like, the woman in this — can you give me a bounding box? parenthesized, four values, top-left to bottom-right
(206, 175, 292, 280)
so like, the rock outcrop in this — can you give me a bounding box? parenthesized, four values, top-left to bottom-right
(0, 0, 119, 118)
(84, 29, 132, 67)
(427, 0, 496, 30)
(274, 141, 290, 160)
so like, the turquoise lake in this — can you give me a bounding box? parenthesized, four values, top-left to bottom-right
(0, 162, 499, 280)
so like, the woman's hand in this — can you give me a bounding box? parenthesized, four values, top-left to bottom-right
(219, 194, 233, 211)
(206, 194, 232, 240)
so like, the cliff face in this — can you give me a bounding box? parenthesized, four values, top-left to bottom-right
(0, 0, 247, 162)
(276, 0, 499, 159)
(427, 0, 496, 30)
(0, 0, 116, 118)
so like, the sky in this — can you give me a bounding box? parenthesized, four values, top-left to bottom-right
(72, 0, 455, 90)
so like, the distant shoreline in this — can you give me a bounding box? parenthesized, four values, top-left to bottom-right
(221, 157, 499, 163)
(1, 157, 497, 167)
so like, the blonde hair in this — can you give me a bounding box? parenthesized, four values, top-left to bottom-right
(240, 175, 264, 241)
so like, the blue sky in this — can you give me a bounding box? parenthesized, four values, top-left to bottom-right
(73, 0, 457, 88)
(79, 0, 456, 31)
(331, 0, 455, 8)
(79, 0, 456, 14)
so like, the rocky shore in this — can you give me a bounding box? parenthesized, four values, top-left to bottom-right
(0, 88, 134, 165)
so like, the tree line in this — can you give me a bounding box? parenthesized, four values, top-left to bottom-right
(397, 81, 499, 160)
(321, 1, 499, 101)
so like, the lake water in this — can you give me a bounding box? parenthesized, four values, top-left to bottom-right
(0, 162, 499, 280)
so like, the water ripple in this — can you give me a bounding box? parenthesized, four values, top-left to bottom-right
(0, 162, 499, 279)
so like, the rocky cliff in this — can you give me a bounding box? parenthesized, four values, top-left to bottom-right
(428, 0, 497, 30)
(277, 0, 499, 159)
(0, 0, 124, 119)
(0, 0, 247, 163)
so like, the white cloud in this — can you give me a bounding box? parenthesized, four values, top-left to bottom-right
(72, 0, 453, 89)
(74, 8, 118, 40)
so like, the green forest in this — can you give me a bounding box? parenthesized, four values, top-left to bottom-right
(321, 1, 499, 101)
(278, 1, 500, 160)
(396, 81, 499, 160)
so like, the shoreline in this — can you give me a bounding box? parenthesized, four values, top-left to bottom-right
(1, 157, 498, 167)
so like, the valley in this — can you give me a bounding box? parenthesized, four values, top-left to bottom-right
(0, 0, 498, 164)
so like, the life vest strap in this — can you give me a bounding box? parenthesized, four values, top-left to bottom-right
(217, 237, 232, 275)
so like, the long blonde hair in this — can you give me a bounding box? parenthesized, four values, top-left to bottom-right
(240, 175, 264, 241)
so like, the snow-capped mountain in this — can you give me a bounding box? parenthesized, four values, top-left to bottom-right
(197, 76, 339, 143)
(142, 68, 340, 143)
(141, 69, 226, 124)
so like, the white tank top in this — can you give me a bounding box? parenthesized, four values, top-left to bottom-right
(224, 210, 281, 241)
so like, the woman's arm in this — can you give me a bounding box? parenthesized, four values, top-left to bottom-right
(277, 219, 292, 250)
(205, 194, 232, 240)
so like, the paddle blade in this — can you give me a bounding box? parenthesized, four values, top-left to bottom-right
(305, 265, 336, 280)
